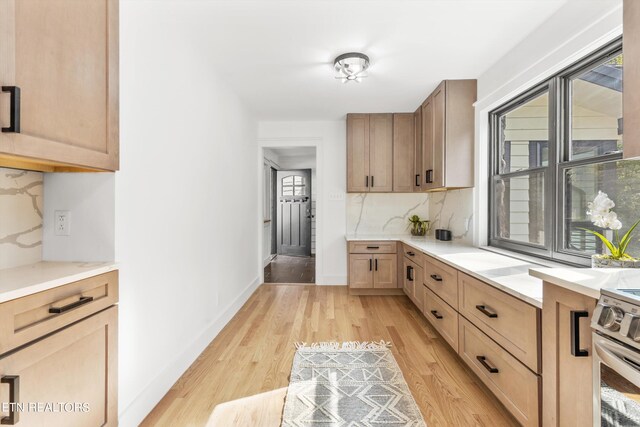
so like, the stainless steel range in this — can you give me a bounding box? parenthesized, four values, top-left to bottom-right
(592, 289, 640, 426)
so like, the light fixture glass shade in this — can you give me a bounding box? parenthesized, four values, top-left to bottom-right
(334, 52, 370, 82)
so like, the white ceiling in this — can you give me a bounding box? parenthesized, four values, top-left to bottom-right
(168, 0, 572, 120)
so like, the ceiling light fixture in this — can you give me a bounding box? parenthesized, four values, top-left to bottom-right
(334, 52, 370, 83)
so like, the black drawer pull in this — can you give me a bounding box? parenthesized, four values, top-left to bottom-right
(49, 296, 94, 314)
(407, 251, 415, 256)
(415, 174, 421, 187)
(570, 310, 589, 357)
(371, 176, 374, 187)
(1, 375, 20, 425)
(1, 86, 20, 133)
(430, 274, 443, 282)
(430, 310, 443, 319)
(406, 266, 414, 281)
(369, 259, 372, 271)
(375, 258, 378, 271)
(365, 176, 369, 188)
(476, 356, 499, 373)
(366, 246, 380, 250)
(476, 304, 498, 318)
(426, 169, 433, 184)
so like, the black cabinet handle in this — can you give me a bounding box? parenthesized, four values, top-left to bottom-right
(571, 310, 589, 357)
(430, 310, 443, 319)
(415, 174, 421, 187)
(365, 176, 369, 188)
(407, 251, 415, 257)
(369, 259, 372, 271)
(375, 258, 378, 271)
(1, 375, 20, 425)
(430, 274, 443, 282)
(49, 296, 94, 314)
(366, 246, 379, 250)
(371, 176, 374, 187)
(475, 304, 498, 318)
(426, 169, 433, 184)
(476, 356, 499, 373)
(1, 86, 20, 133)
(406, 266, 414, 281)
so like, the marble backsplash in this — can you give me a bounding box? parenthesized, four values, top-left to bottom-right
(347, 193, 429, 235)
(0, 168, 43, 269)
(429, 188, 474, 244)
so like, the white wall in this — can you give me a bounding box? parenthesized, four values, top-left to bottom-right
(471, 0, 623, 246)
(44, 2, 260, 426)
(258, 121, 347, 284)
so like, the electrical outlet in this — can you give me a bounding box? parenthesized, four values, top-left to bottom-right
(54, 210, 71, 236)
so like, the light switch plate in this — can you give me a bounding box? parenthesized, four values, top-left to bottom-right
(54, 210, 70, 236)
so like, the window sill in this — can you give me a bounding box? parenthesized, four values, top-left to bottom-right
(480, 245, 584, 269)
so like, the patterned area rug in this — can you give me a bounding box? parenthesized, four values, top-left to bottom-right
(281, 341, 426, 427)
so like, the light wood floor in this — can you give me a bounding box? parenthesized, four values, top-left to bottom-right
(141, 285, 518, 426)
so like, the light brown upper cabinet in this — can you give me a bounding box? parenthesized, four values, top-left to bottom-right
(413, 106, 422, 192)
(392, 113, 415, 192)
(347, 113, 393, 192)
(0, 0, 119, 172)
(624, 0, 640, 159)
(422, 80, 476, 190)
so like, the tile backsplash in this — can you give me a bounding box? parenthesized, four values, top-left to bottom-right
(347, 193, 429, 235)
(0, 168, 43, 269)
(429, 188, 474, 244)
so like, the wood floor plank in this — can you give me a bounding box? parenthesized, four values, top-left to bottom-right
(141, 285, 519, 426)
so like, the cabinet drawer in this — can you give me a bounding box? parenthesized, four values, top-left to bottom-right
(402, 243, 424, 265)
(0, 271, 118, 355)
(458, 272, 540, 373)
(0, 306, 117, 426)
(423, 255, 458, 309)
(349, 241, 397, 254)
(423, 285, 458, 352)
(458, 317, 540, 427)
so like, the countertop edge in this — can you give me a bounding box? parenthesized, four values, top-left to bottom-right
(0, 262, 118, 303)
(529, 268, 602, 300)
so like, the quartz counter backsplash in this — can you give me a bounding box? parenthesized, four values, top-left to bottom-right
(429, 188, 474, 244)
(347, 193, 429, 235)
(0, 168, 43, 269)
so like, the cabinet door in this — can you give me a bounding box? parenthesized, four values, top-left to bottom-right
(431, 82, 446, 189)
(0, 0, 119, 171)
(392, 113, 414, 192)
(413, 107, 422, 192)
(412, 264, 424, 308)
(349, 254, 373, 288)
(0, 306, 117, 426)
(373, 254, 396, 288)
(624, 0, 640, 159)
(421, 97, 434, 189)
(369, 114, 393, 192)
(346, 114, 370, 192)
(402, 259, 414, 300)
(542, 282, 596, 427)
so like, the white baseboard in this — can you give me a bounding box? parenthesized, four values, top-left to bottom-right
(317, 275, 347, 286)
(117, 276, 262, 427)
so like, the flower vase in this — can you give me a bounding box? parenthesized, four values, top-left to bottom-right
(591, 255, 640, 268)
(411, 223, 426, 236)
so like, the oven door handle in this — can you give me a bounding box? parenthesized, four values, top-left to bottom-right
(595, 338, 640, 390)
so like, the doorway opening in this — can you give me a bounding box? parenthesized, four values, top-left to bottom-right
(262, 148, 316, 284)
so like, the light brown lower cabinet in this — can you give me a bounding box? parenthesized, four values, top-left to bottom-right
(402, 258, 423, 307)
(458, 317, 540, 427)
(348, 253, 397, 289)
(542, 282, 597, 427)
(0, 306, 118, 426)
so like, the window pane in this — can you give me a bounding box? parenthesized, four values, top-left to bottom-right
(282, 186, 293, 196)
(569, 54, 623, 160)
(563, 160, 640, 257)
(294, 176, 304, 185)
(282, 176, 293, 186)
(498, 92, 549, 173)
(494, 172, 546, 245)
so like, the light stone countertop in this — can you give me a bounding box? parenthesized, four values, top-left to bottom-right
(0, 261, 118, 303)
(529, 267, 640, 300)
(346, 234, 545, 308)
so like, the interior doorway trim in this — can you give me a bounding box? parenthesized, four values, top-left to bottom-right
(258, 137, 324, 284)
